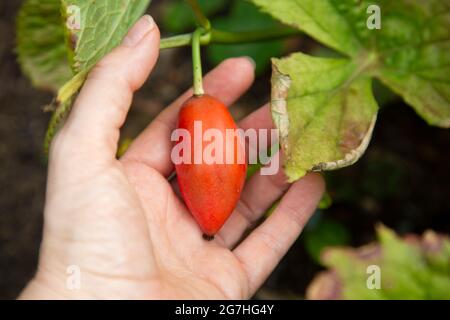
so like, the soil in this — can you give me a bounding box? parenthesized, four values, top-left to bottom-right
(1, 0, 449, 299)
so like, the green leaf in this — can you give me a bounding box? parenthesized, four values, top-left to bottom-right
(251, 0, 363, 56)
(41, 0, 151, 154)
(251, 0, 450, 180)
(272, 52, 378, 181)
(376, 226, 430, 299)
(306, 226, 450, 300)
(62, 0, 151, 73)
(17, 0, 73, 92)
(375, 0, 450, 127)
(207, 1, 286, 74)
(162, 0, 227, 33)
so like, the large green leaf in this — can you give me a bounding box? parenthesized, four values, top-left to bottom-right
(252, 0, 363, 56)
(374, 0, 450, 127)
(62, 0, 151, 73)
(306, 226, 450, 300)
(272, 52, 378, 181)
(252, 0, 450, 180)
(21, 0, 152, 153)
(17, 0, 73, 92)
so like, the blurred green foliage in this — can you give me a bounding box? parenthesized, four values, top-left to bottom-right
(161, 0, 287, 74)
(326, 151, 409, 204)
(318, 191, 332, 210)
(304, 214, 351, 264)
(161, 0, 227, 33)
(207, 1, 286, 74)
(307, 226, 450, 299)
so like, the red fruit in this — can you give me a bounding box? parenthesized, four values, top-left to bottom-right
(175, 95, 247, 239)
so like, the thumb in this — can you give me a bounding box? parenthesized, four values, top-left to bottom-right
(52, 15, 160, 161)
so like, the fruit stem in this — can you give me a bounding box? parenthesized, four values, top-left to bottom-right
(192, 28, 204, 96)
(44, 27, 299, 155)
(210, 27, 299, 44)
(160, 26, 299, 50)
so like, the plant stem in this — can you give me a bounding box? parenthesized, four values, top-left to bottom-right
(186, 0, 211, 30)
(159, 27, 299, 50)
(210, 27, 299, 44)
(44, 27, 300, 155)
(160, 32, 210, 49)
(192, 28, 204, 96)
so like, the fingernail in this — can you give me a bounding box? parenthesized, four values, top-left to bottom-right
(243, 56, 256, 69)
(122, 15, 155, 47)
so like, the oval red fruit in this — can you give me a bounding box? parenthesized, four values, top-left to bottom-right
(175, 95, 247, 238)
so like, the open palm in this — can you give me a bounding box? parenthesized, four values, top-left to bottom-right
(20, 18, 323, 300)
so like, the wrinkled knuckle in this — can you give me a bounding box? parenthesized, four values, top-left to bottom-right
(87, 55, 123, 83)
(284, 203, 305, 228)
(86, 66, 131, 108)
(94, 51, 118, 70)
(257, 229, 284, 256)
(267, 172, 289, 191)
(237, 198, 257, 225)
(87, 62, 111, 83)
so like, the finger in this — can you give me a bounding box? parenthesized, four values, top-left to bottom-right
(239, 103, 272, 132)
(122, 57, 256, 176)
(218, 104, 280, 247)
(233, 173, 325, 296)
(52, 15, 160, 162)
(218, 164, 289, 248)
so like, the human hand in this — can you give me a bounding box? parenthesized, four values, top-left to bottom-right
(20, 15, 324, 299)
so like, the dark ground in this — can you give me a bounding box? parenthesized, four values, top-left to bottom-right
(1, 0, 449, 299)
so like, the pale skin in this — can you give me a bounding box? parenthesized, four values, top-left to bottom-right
(20, 16, 324, 299)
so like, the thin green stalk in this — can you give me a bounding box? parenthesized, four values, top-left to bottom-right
(159, 27, 299, 50)
(210, 27, 299, 44)
(45, 27, 300, 155)
(186, 0, 211, 30)
(192, 28, 204, 96)
(160, 32, 211, 49)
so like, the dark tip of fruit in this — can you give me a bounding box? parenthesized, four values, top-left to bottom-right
(202, 234, 215, 241)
